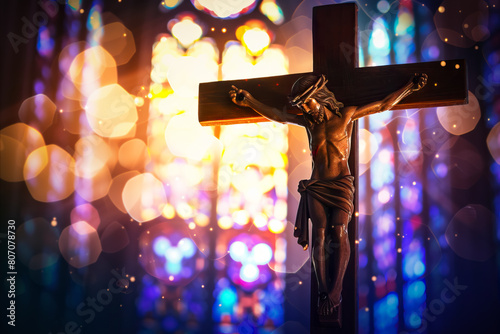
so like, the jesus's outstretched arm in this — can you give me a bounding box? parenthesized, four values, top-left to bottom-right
(352, 73, 428, 120)
(229, 85, 304, 126)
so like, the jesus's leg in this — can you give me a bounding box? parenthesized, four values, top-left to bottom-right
(327, 209, 350, 307)
(307, 196, 331, 315)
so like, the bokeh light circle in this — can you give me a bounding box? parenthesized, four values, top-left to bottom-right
(118, 138, 151, 170)
(122, 173, 167, 222)
(100, 221, 130, 253)
(85, 84, 138, 138)
(68, 46, 117, 98)
(59, 221, 102, 268)
(108, 171, 141, 213)
(165, 111, 219, 161)
(18, 94, 57, 132)
(437, 91, 480, 135)
(487, 122, 500, 164)
(24, 145, 76, 202)
(446, 204, 495, 261)
(0, 123, 45, 182)
(92, 22, 136, 65)
(70, 203, 101, 230)
(139, 223, 204, 286)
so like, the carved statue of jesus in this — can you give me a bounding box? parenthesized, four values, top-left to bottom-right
(229, 73, 427, 319)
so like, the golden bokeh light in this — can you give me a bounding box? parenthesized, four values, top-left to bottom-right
(218, 216, 234, 230)
(122, 173, 167, 222)
(162, 203, 176, 219)
(92, 22, 136, 65)
(186, 39, 219, 63)
(85, 83, 138, 137)
(0, 135, 27, 182)
(268, 219, 286, 234)
(487, 122, 500, 165)
(437, 91, 480, 135)
(242, 27, 271, 56)
(167, 55, 218, 97)
(118, 138, 151, 170)
(164, 111, 220, 161)
(171, 17, 203, 48)
(157, 94, 197, 116)
(68, 46, 117, 98)
(221, 42, 288, 79)
(0, 123, 45, 182)
(24, 145, 76, 202)
(75, 165, 112, 202)
(18, 94, 57, 132)
(253, 212, 268, 228)
(195, 0, 256, 18)
(232, 210, 250, 226)
(163, 161, 204, 188)
(74, 134, 114, 177)
(108, 171, 141, 213)
(359, 129, 379, 164)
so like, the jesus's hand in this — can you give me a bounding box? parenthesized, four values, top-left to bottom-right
(410, 73, 428, 92)
(229, 85, 252, 108)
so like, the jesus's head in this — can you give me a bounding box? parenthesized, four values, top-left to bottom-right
(289, 75, 344, 127)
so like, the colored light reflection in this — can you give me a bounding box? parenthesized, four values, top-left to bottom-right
(227, 234, 273, 289)
(260, 0, 284, 25)
(369, 18, 390, 60)
(139, 223, 204, 286)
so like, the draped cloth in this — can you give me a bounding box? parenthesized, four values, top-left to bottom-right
(293, 176, 355, 248)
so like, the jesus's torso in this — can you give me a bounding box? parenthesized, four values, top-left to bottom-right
(306, 107, 356, 181)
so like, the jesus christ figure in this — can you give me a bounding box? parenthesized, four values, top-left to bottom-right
(229, 73, 427, 320)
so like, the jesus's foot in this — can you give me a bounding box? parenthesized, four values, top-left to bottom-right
(317, 293, 341, 316)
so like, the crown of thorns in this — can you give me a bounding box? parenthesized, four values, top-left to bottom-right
(290, 75, 328, 107)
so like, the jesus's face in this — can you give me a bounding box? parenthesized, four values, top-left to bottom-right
(300, 98, 325, 123)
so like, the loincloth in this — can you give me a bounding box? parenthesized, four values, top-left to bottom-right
(293, 176, 355, 248)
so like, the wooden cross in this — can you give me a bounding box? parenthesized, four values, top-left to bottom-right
(198, 3, 467, 333)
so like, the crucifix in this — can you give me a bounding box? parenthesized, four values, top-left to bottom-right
(198, 3, 467, 332)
